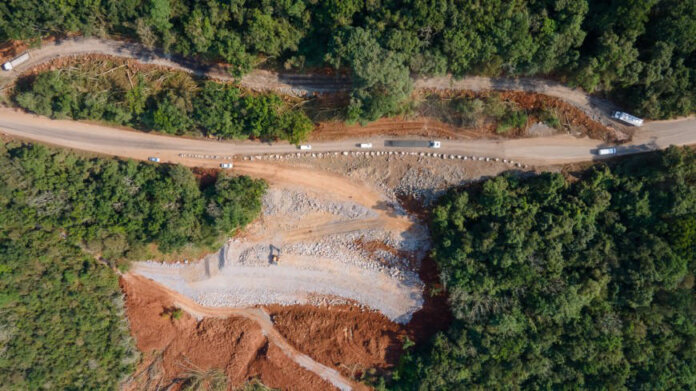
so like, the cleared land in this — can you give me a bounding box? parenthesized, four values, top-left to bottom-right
(133, 172, 428, 324)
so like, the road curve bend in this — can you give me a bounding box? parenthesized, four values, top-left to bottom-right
(0, 37, 615, 122)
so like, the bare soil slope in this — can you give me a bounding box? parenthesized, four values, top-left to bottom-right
(120, 274, 338, 391)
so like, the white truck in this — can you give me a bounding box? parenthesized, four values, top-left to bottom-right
(612, 111, 643, 127)
(597, 147, 617, 156)
(385, 140, 442, 148)
(359, 143, 372, 149)
(2, 52, 30, 71)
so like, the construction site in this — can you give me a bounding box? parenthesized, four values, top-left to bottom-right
(2, 37, 693, 391)
(120, 150, 517, 390)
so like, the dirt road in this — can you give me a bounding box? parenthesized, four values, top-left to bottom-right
(0, 108, 693, 166)
(0, 37, 611, 120)
(122, 274, 360, 391)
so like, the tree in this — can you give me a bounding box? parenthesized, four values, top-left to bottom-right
(391, 147, 696, 390)
(327, 27, 412, 123)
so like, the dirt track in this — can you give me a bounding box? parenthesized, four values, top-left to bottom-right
(0, 37, 612, 120)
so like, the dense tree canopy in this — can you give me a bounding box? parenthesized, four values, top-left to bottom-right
(13, 62, 313, 143)
(0, 142, 266, 388)
(390, 147, 696, 390)
(2, 0, 694, 120)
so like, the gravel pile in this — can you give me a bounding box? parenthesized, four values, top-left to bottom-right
(134, 179, 429, 323)
(263, 188, 376, 220)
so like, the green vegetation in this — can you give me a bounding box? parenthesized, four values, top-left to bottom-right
(0, 234, 137, 389)
(237, 379, 278, 391)
(13, 61, 313, 143)
(0, 142, 266, 388)
(180, 367, 227, 391)
(390, 147, 696, 389)
(2, 1, 695, 121)
(424, 94, 534, 134)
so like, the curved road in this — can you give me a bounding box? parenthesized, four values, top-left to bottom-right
(0, 37, 615, 122)
(0, 108, 693, 167)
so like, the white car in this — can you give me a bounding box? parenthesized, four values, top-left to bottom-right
(299, 145, 312, 150)
(429, 141, 441, 148)
(359, 143, 373, 149)
(597, 147, 617, 156)
(220, 163, 233, 169)
(148, 157, 160, 162)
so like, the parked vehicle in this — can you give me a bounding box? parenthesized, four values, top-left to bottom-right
(2, 52, 29, 71)
(429, 141, 441, 148)
(612, 111, 643, 127)
(220, 163, 233, 169)
(359, 143, 373, 148)
(148, 157, 160, 162)
(299, 145, 312, 150)
(597, 147, 617, 156)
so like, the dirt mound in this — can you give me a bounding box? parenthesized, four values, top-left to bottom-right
(267, 304, 406, 379)
(0, 40, 29, 63)
(311, 117, 476, 142)
(498, 91, 623, 142)
(120, 275, 335, 391)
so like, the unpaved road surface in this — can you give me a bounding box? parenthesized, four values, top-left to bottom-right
(133, 174, 427, 324)
(0, 108, 693, 166)
(0, 37, 614, 120)
(122, 274, 360, 391)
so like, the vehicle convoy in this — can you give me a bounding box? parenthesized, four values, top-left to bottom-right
(2, 53, 29, 71)
(384, 140, 442, 148)
(597, 147, 617, 156)
(612, 111, 643, 127)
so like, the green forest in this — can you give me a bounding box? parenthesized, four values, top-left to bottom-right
(390, 147, 696, 389)
(1, 0, 695, 121)
(13, 61, 313, 143)
(0, 142, 266, 388)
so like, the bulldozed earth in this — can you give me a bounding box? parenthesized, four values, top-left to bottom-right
(122, 154, 513, 390)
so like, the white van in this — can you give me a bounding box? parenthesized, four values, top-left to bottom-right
(148, 157, 161, 162)
(429, 141, 441, 148)
(359, 143, 373, 149)
(611, 111, 643, 127)
(220, 163, 233, 169)
(299, 145, 312, 150)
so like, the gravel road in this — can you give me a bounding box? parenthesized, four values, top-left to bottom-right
(1, 107, 692, 167)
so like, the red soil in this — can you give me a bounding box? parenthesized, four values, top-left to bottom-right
(266, 304, 406, 379)
(311, 117, 476, 141)
(120, 276, 335, 391)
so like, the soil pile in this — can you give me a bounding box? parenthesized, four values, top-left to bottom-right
(120, 275, 334, 391)
(267, 305, 406, 379)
